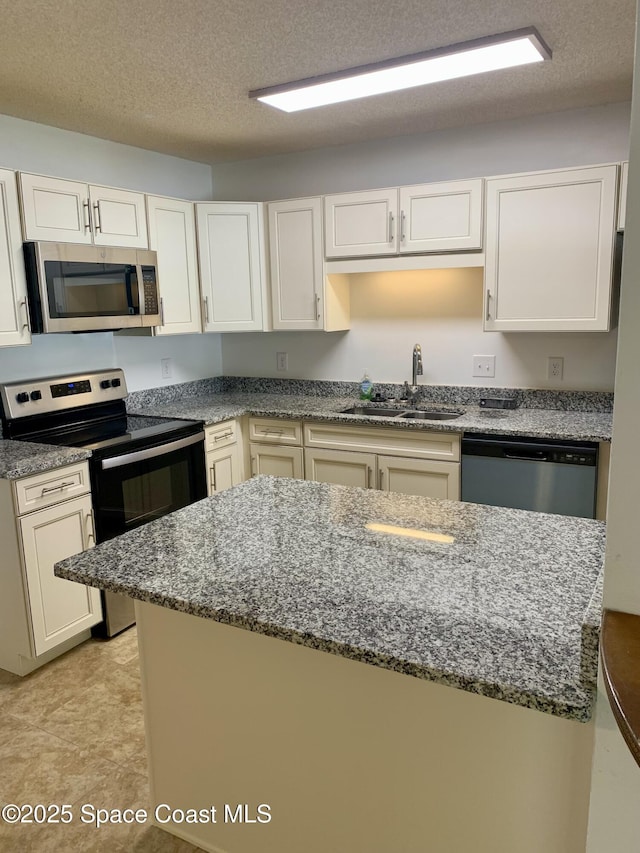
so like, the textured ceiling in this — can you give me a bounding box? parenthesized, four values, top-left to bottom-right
(0, 0, 634, 164)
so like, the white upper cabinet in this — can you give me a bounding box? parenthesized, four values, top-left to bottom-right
(484, 165, 618, 332)
(324, 180, 484, 259)
(324, 189, 398, 257)
(618, 160, 628, 231)
(197, 202, 268, 333)
(89, 185, 148, 248)
(147, 196, 202, 335)
(0, 169, 30, 347)
(269, 197, 350, 332)
(399, 179, 483, 253)
(19, 173, 148, 248)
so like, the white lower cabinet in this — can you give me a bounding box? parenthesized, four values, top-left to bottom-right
(205, 420, 243, 496)
(0, 462, 102, 676)
(303, 422, 460, 501)
(248, 417, 304, 479)
(250, 444, 304, 479)
(378, 454, 460, 500)
(304, 448, 376, 489)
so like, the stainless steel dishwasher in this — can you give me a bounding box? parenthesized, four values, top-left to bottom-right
(461, 433, 598, 518)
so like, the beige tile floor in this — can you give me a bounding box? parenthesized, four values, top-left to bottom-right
(0, 629, 202, 852)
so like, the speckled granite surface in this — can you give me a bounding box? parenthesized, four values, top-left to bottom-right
(56, 476, 605, 721)
(0, 440, 91, 480)
(129, 391, 612, 442)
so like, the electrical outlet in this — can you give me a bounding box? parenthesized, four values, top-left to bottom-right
(547, 356, 564, 380)
(472, 355, 496, 378)
(161, 358, 172, 379)
(276, 352, 288, 372)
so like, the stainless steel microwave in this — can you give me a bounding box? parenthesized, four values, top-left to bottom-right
(23, 242, 161, 333)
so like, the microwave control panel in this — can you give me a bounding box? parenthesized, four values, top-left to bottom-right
(142, 266, 159, 316)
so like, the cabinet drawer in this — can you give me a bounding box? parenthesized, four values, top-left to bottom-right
(249, 418, 302, 446)
(303, 422, 460, 461)
(205, 419, 237, 452)
(14, 462, 91, 515)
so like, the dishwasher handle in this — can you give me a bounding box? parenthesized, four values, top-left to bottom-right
(503, 450, 550, 462)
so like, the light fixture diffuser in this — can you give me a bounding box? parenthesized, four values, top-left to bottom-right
(250, 28, 551, 113)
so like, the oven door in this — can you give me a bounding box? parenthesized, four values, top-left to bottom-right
(90, 429, 206, 636)
(91, 430, 207, 542)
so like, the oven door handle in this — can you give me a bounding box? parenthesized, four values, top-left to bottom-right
(100, 431, 205, 470)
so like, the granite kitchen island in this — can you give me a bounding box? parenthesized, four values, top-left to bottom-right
(56, 476, 605, 853)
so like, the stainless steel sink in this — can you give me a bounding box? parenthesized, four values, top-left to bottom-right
(339, 406, 404, 417)
(339, 406, 464, 421)
(400, 410, 464, 421)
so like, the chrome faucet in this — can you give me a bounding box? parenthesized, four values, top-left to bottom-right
(402, 344, 424, 405)
(412, 343, 423, 386)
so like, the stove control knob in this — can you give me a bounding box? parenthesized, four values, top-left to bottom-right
(30, 390, 42, 401)
(16, 392, 29, 404)
(100, 380, 111, 389)
(111, 378, 121, 388)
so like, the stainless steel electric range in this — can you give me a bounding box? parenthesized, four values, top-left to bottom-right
(0, 368, 207, 636)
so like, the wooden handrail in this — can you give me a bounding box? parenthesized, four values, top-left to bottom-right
(600, 609, 640, 768)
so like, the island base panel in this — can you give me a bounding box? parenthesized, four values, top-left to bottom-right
(136, 601, 594, 853)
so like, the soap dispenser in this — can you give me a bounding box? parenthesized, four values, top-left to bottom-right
(359, 371, 373, 401)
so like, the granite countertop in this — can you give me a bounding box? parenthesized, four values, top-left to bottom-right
(0, 439, 91, 480)
(129, 391, 613, 442)
(56, 476, 605, 722)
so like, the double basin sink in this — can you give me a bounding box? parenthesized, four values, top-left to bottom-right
(340, 406, 464, 421)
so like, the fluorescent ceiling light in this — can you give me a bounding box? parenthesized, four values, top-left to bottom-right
(250, 28, 551, 113)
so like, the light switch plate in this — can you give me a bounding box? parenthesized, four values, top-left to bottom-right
(472, 355, 496, 378)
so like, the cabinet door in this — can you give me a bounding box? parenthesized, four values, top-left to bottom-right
(399, 179, 483, 253)
(304, 448, 376, 489)
(147, 196, 202, 335)
(0, 169, 31, 347)
(90, 185, 148, 248)
(378, 456, 460, 500)
(618, 161, 628, 231)
(19, 495, 102, 656)
(324, 189, 398, 257)
(269, 198, 324, 330)
(484, 165, 618, 332)
(19, 173, 92, 244)
(207, 445, 242, 496)
(197, 203, 267, 332)
(250, 444, 304, 479)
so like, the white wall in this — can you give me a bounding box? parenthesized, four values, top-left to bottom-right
(0, 113, 223, 391)
(211, 103, 630, 201)
(586, 12, 640, 847)
(215, 103, 628, 390)
(223, 269, 618, 390)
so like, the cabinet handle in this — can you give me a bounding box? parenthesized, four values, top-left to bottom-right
(213, 431, 233, 441)
(83, 199, 92, 231)
(388, 211, 395, 243)
(85, 509, 96, 548)
(263, 428, 284, 435)
(486, 289, 492, 321)
(379, 469, 384, 489)
(250, 455, 257, 476)
(92, 201, 102, 232)
(41, 480, 75, 496)
(19, 299, 31, 333)
(401, 210, 406, 242)
(210, 466, 216, 492)
(159, 297, 165, 326)
(203, 295, 210, 324)
(315, 293, 321, 322)
(367, 466, 372, 489)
